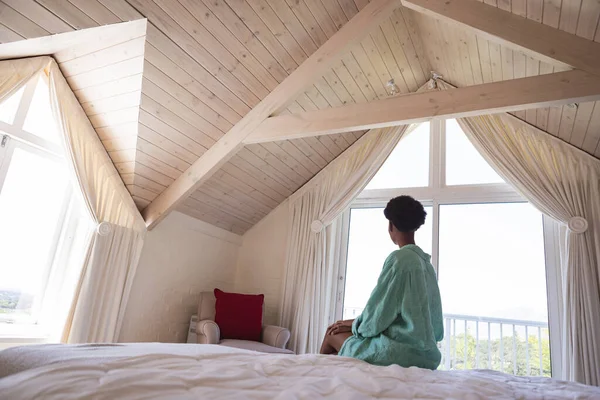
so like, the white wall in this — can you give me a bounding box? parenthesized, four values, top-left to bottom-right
(234, 202, 290, 326)
(120, 201, 291, 343)
(119, 212, 241, 343)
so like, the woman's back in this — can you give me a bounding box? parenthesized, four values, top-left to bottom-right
(338, 245, 444, 369)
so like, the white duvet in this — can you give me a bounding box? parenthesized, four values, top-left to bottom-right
(0, 343, 599, 399)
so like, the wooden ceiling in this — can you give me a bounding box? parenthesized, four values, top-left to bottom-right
(414, 0, 600, 158)
(0, 0, 598, 234)
(0, 0, 431, 234)
(127, 0, 432, 234)
(0, 14, 145, 186)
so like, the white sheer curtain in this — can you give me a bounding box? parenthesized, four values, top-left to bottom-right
(280, 125, 410, 354)
(437, 80, 600, 386)
(0, 56, 146, 343)
(47, 60, 146, 343)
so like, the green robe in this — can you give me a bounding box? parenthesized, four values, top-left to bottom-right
(339, 244, 444, 369)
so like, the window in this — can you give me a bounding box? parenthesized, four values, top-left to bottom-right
(0, 86, 24, 125)
(365, 122, 430, 190)
(445, 119, 503, 185)
(438, 203, 547, 321)
(0, 73, 88, 338)
(22, 75, 61, 144)
(438, 203, 551, 376)
(337, 119, 560, 377)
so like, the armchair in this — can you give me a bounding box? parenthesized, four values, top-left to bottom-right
(196, 291, 293, 354)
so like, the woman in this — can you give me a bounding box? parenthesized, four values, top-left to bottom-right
(319, 195, 444, 369)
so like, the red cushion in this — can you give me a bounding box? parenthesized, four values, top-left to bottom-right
(214, 289, 264, 341)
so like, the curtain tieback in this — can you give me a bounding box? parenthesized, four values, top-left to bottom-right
(311, 220, 324, 233)
(97, 222, 112, 236)
(567, 216, 588, 233)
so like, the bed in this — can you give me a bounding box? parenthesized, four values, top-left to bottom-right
(0, 343, 599, 399)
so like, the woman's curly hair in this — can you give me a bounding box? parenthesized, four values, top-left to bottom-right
(383, 195, 427, 233)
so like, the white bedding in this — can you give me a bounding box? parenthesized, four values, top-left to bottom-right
(0, 343, 599, 399)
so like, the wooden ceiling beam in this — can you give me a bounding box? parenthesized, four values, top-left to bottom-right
(0, 19, 147, 61)
(245, 70, 600, 142)
(141, 0, 402, 229)
(400, 0, 600, 77)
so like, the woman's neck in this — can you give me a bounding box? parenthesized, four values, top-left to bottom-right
(395, 233, 416, 248)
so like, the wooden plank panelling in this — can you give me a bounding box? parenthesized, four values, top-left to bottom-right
(0, 16, 146, 187)
(412, 0, 600, 157)
(7, 0, 599, 235)
(141, 0, 405, 229)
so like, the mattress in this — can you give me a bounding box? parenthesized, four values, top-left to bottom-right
(0, 343, 599, 399)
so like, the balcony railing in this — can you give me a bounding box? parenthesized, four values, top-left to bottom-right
(440, 314, 550, 377)
(342, 308, 551, 377)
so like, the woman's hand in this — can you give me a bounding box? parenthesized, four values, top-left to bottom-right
(326, 319, 354, 335)
(326, 322, 337, 336)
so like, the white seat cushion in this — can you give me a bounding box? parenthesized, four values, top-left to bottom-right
(219, 339, 294, 354)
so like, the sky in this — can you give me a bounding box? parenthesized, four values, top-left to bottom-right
(343, 121, 549, 325)
(366, 123, 430, 189)
(0, 78, 68, 296)
(22, 76, 61, 144)
(0, 146, 68, 294)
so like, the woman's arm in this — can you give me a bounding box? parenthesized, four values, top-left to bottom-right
(353, 260, 403, 338)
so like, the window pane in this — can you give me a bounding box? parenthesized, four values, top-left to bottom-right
(365, 123, 430, 190)
(0, 86, 25, 125)
(438, 202, 550, 376)
(445, 119, 504, 185)
(343, 205, 432, 319)
(23, 76, 60, 144)
(0, 147, 69, 323)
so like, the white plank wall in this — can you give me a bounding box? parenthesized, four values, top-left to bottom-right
(0, 12, 146, 186)
(59, 29, 145, 176)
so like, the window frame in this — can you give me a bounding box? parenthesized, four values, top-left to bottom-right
(334, 119, 562, 376)
(0, 73, 74, 332)
(0, 73, 63, 156)
(0, 136, 72, 325)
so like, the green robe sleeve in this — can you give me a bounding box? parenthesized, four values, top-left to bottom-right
(352, 253, 437, 345)
(352, 258, 402, 338)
